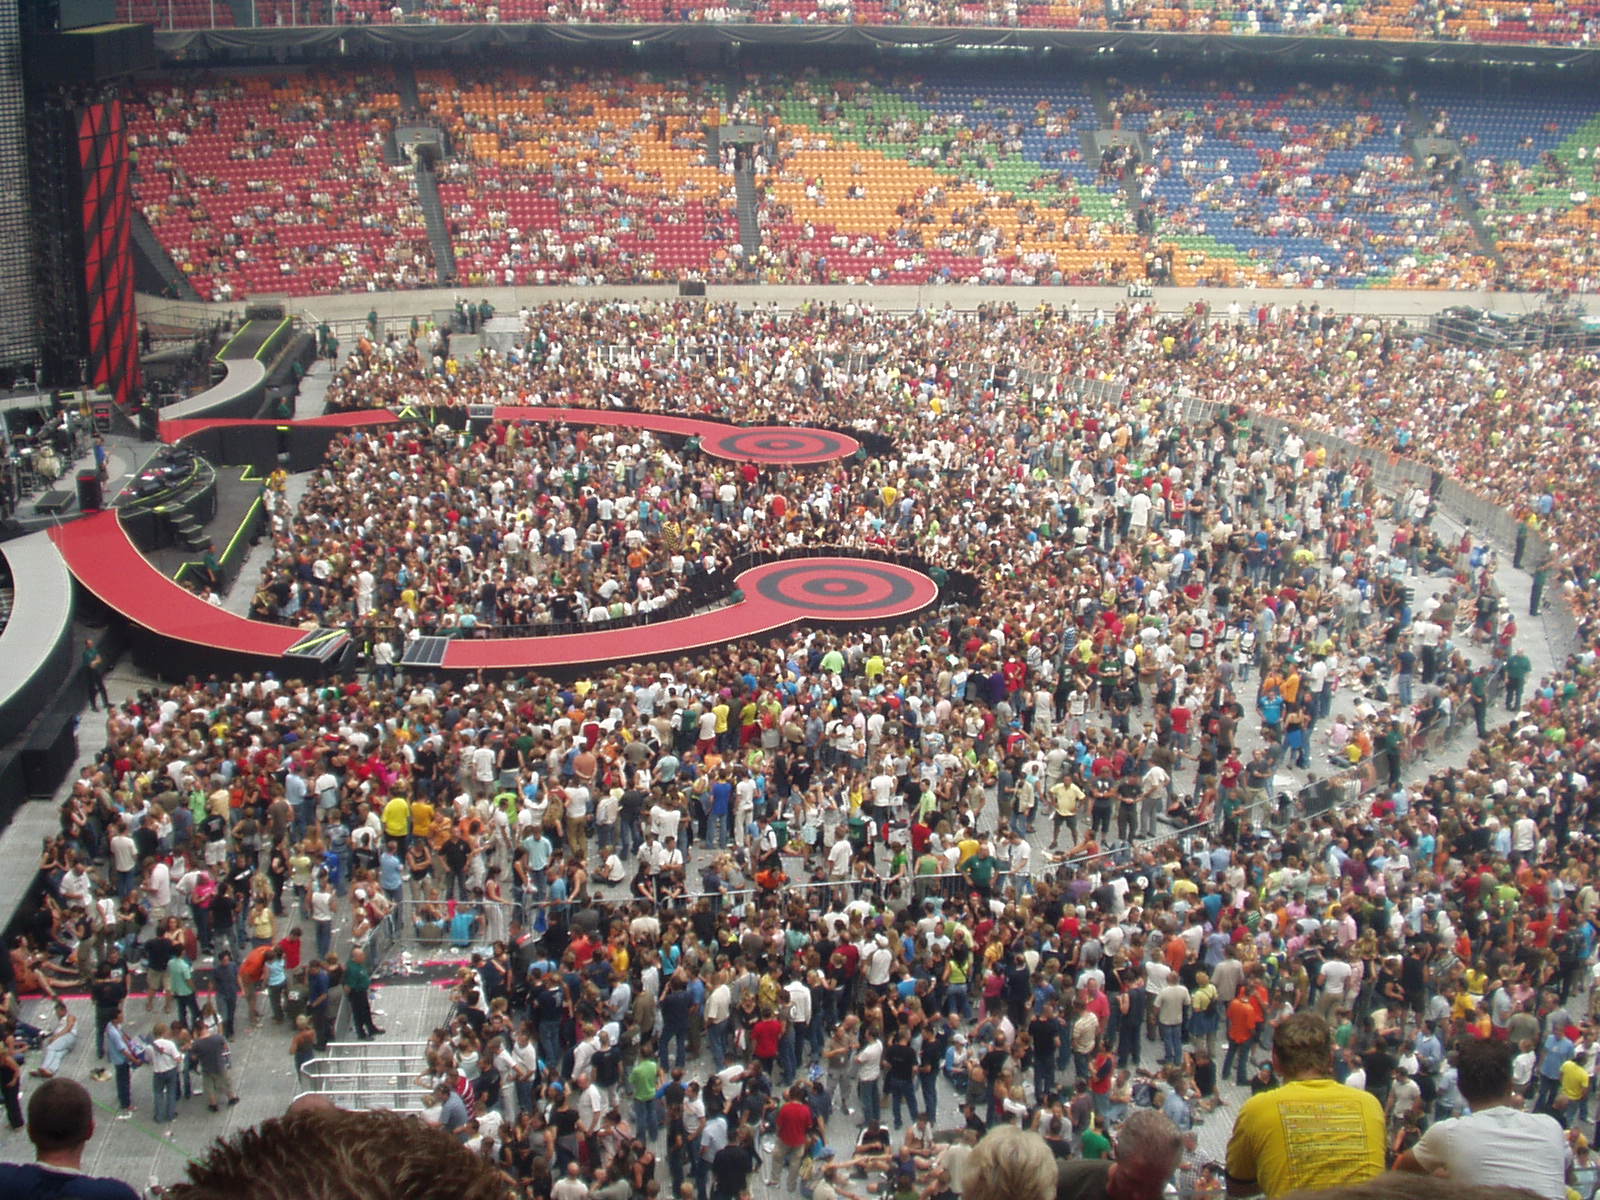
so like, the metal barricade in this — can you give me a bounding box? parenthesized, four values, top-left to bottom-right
(291, 1085, 433, 1112)
(388, 898, 519, 952)
(297, 1043, 435, 1120)
(299, 1041, 437, 1111)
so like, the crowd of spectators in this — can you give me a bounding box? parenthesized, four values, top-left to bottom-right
(121, 66, 1599, 294)
(1470, 141, 1600, 294)
(1108, 81, 1497, 288)
(121, 0, 1600, 47)
(420, 68, 752, 288)
(127, 72, 435, 302)
(11, 295, 1600, 1199)
(733, 73, 1142, 285)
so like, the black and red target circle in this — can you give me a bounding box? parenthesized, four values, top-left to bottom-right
(740, 559, 939, 620)
(701, 425, 859, 466)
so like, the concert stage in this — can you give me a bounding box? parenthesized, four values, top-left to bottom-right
(160, 405, 862, 467)
(44, 402, 936, 678)
(50, 507, 940, 677)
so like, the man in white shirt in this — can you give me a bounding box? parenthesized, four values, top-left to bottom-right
(1005, 830, 1032, 895)
(828, 833, 854, 881)
(650, 802, 681, 843)
(552, 1162, 590, 1200)
(507, 1030, 541, 1117)
(1316, 952, 1353, 1020)
(786, 976, 813, 1038)
(145, 858, 173, 921)
(705, 976, 733, 1069)
(855, 1034, 884, 1127)
(109, 824, 139, 898)
(1396, 1037, 1565, 1200)
(575, 1070, 607, 1134)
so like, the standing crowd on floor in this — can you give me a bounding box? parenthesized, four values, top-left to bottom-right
(3, 298, 1600, 1200)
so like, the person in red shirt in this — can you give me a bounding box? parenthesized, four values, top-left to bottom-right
(570, 932, 598, 969)
(771, 1085, 815, 1190)
(751, 1011, 785, 1072)
(276, 929, 302, 974)
(1089, 1044, 1116, 1113)
(910, 819, 932, 855)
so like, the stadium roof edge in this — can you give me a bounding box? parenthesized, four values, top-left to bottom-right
(150, 23, 1600, 78)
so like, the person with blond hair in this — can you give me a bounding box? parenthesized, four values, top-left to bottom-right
(961, 1126, 1057, 1200)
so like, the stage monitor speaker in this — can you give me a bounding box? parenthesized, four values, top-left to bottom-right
(679, 281, 706, 297)
(244, 301, 286, 322)
(75, 470, 103, 512)
(22, 713, 79, 797)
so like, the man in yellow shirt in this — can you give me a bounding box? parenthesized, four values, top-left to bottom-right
(1225, 1012, 1384, 1198)
(955, 831, 982, 868)
(1049, 778, 1082, 849)
(382, 794, 411, 845)
(1562, 1054, 1591, 1109)
(409, 796, 434, 843)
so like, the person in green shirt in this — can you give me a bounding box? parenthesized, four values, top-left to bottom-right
(1470, 666, 1491, 738)
(913, 851, 943, 903)
(170, 950, 198, 1029)
(344, 947, 383, 1040)
(964, 849, 998, 896)
(1080, 1117, 1112, 1159)
(629, 1052, 661, 1142)
(1505, 650, 1532, 710)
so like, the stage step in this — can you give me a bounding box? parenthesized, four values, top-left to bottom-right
(399, 636, 450, 668)
(169, 516, 210, 550)
(284, 626, 351, 664)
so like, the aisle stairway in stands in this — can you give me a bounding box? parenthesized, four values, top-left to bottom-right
(413, 156, 458, 286)
(393, 65, 457, 286)
(395, 62, 422, 115)
(1087, 78, 1150, 243)
(1407, 97, 1505, 267)
(735, 161, 761, 257)
(724, 72, 761, 258)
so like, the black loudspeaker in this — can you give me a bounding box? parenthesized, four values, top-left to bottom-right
(22, 713, 78, 797)
(75, 470, 103, 512)
(679, 281, 706, 297)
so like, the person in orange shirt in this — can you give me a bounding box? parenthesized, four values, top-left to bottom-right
(1281, 664, 1303, 707)
(1165, 932, 1188, 976)
(1223, 990, 1263, 1087)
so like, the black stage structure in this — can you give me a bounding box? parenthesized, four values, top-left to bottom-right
(17, 0, 155, 407)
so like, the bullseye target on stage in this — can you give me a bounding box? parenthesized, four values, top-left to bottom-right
(738, 558, 938, 622)
(700, 425, 859, 466)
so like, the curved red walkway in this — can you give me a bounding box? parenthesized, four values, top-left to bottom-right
(160, 406, 860, 466)
(49, 511, 937, 671)
(445, 558, 939, 670)
(50, 511, 303, 658)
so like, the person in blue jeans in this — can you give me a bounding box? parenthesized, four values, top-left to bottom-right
(883, 1028, 919, 1129)
(105, 1009, 136, 1117)
(660, 980, 694, 1070)
(148, 1024, 181, 1126)
(856, 1034, 883, 1127)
